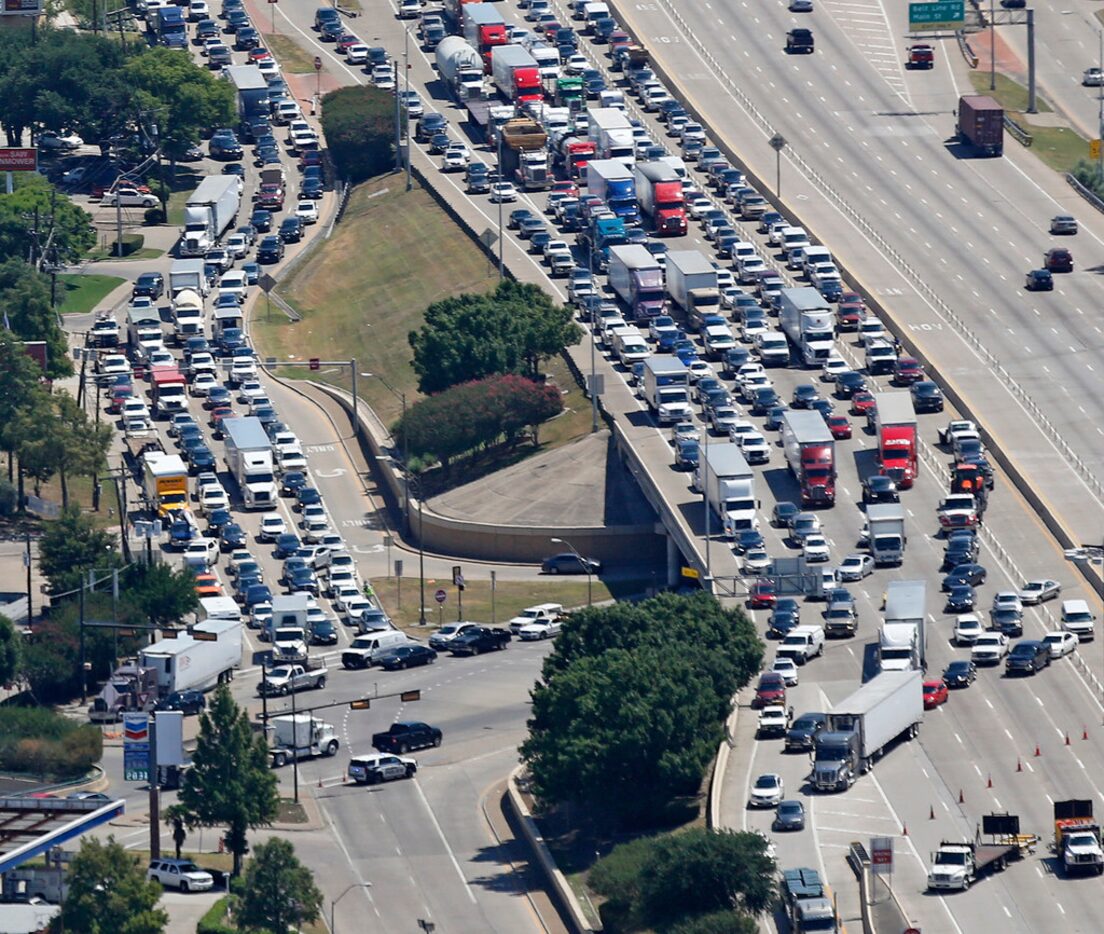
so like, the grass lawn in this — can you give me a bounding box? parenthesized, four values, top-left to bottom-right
(57, 274, 126, 315)
(967, 71, 1089, 173)
(370, 576, 649, 635)
(87, 234, 163, 262)
(31, 470, 122, 530)
(254, 175, 500, 427)
(265, 33, 316, 73)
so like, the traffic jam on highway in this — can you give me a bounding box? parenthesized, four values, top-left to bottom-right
(82, 0, 563, 792)
(389, 0, 1104, 920)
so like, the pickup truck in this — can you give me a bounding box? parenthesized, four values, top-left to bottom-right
(938, 494, 979, 531)
(448, 626, 511, 656)
(756, 705, 790, 739)
(258, 662, 328, 696)
(371, 721, 443, 754)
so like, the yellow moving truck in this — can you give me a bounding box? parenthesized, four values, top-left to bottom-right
(142, 452, 189, 516)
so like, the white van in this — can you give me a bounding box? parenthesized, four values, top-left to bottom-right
(781, 227, 811, 264)
(583, 0, 610, 27)
(1061, 600, 1097, 640)
(776, 625, 825, 664)
(340, 630, 408, 669)
(801, 245, 832, 277)
(509, 603, 564, 634)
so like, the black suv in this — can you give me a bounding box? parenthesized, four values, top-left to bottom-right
(257, 234, 284, 263)
(132, 272, 164, 300)
(862, 474, 899, 504)
(466, 163, 490, 193)
(786, 28, 814, 52)
(155, 690, 206, 715)
(1006, 640, 1050, 675)
(416, 113, 447, 143)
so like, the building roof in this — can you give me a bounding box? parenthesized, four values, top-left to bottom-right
(0, 796, 126, 873)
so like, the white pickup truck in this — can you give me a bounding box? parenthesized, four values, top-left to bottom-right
(258, 662, 327, 696)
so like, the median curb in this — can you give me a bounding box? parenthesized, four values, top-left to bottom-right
(707, 696, 740, 830)
(506, 765, 601, 933)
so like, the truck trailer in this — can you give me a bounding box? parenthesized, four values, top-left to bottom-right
(641, 356, 691, 425)
(693, 442, 758, 538)
(780, 410, 836, 506)
(956, 94, 1003, 157)
(870, 391, 918, 488)
(168, 259, 208, 298)
(866, 502, 907, 565)
(490, 44, 541, 102)
(139, 618, 243, 695)
(179, 176, 239, 257)
(928, 814, 1034, 890)
(586, 107, 634, 164)
(665, 250, 721, 317)
(436, 36, 485, 99)
(634, 161, 687, 235)
(224, 65, 270, 119)
(586, 159, 638, 224)
(813, 669, 923, 791)
(880, 581, 925, 673)
(141, 452, 189, 517)
(462, 3, 507, 70)
(608, 244, 665, 321)
(222, 416, 277, 510)
(779, 287, 835, 367)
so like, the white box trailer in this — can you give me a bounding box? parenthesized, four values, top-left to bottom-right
(694, 441, 758, 537)
(140, 619, 243, 694)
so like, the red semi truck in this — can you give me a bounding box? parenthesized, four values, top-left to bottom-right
(634, 162, 687, 236)
(490, 44, 541, 103)
(462, 4, 507, 72)
(871, 391, 918, 489)
(558, 136, 596, 179)
(150, 366, 188, 417)
(781, 410, 836, 506)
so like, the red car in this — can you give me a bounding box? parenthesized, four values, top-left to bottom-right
(748, 579, 777, 609)
(108, 385, 134, 414)
(336, 34, 360, 53)
(837, 300, 865, 331)
(754, 672, 787, 708)
(1044, 247, 1073, 273)
(551, 179, 579, 199)
(299, 149, 323, 170)
(923, 680, 948, 709)
(893, 356, 924, 385)
(850, 391, 876, 416)
(256, 184, 284, 210)
(248, 47, 271, 63)
(826, 415, 852, 440)
(608, 30, 632, 50)
(209, 406, 234, 433)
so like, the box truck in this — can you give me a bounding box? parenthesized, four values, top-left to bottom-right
(641, 356, 691, 425)
(608, 244, 665, 321)
(779, 287, 835, 367)
(224, 64, 270, 119)
(222, 416, 277, 510)
(463, 3, 507, 70)
(693, 442, 759, 538)
(867, 502, 906, 565)
(169, 258, 208, 298)
(780, 410, 836, 506)
(586, 107, 634, 164)
(666, 250, 721, 317)
(812, 669, 923, 791)
(880, 580, 925, 671)
(141, 452, 189, 517)
(490, 44, 541, 102)
(956, 94, 1003, 157)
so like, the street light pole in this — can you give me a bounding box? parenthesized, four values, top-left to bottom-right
(989, 0, 996, 91)
(551, 537, 591, 606)
(496, 130, 504, 278)
(331, 882, 371, 933)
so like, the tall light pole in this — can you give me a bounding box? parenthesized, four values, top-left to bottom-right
(405, 26, 413, 191)
(496, 129, 505, 278)
(989, 0, 996, 91)
(331, 882, 371, 933)
(551, 536, 592, 606)
(1098, 29, 1103, 179)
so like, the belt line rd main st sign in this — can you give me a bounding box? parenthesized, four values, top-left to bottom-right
(908, 0, 964, 31)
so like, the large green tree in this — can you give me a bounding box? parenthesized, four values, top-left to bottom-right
(171, 686, 278, 877)
(125, 47, 235, 161)
(521, 593, 762, 825)
(0, 175, 96, 270)
(319, 85, 396, 183)
(238, 838, 323, 933)
(0, 331, 52, 485)
(121, 563, 199, 629)
(38, 505, 120, 596)
(408, 281, 581, 394)
(0, 613, 20, 687)
(0, 258, 78, 378)
(52, 836, 167, 934)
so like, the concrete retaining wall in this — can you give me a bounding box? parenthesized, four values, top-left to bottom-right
(506, 766, 601, 933)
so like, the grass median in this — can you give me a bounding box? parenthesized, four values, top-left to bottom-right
(57, 273, 126, 315)
(265, 33, 317, 74)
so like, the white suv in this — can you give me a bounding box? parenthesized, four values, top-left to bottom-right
(147, 859, 214, 892)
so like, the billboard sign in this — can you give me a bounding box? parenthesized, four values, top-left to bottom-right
(123, 714, 150, 782)
(0, 147, 37, 171)
(2, 0, 43, 14)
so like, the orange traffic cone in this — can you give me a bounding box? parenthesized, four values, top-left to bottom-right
(930, 805, 935, 820)
(1084, 726, 1089, 740)
(902, 823, 909, 836)
(959, 789, 964, 804)
(1066, 733, 1071, 746)
(1016, 757, 1023, 772)
(1034, 743, 1041, 757)
(987, 774, 993, 788)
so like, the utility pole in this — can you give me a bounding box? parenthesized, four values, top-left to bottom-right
(393, 60, 402, 174)
(496, 130, 504, 278)
(989, 0, 996, 91)
(405, 26, 412, 192)
(24, 530, 32, 625)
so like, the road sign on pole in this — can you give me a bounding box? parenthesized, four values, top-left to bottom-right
(870, 836, 894, 875)
(1090, 139, 1101, 160)
(434, 588, 447, 604)
(908, 0, 964, 30)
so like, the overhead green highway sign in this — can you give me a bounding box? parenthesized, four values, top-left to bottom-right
(909, 0, 964, 31)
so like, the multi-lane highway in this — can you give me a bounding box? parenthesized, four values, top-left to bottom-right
(611, 0, 1104, 554)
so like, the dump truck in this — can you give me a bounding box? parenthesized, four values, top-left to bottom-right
(499, 117, 551, 190)
(781, 410, 836, 506)
(928, 814, 1035, 890)
(1053, 800, 1104, 875)
(956, 94, 1003, 156)
(813, 669, 923, 791)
